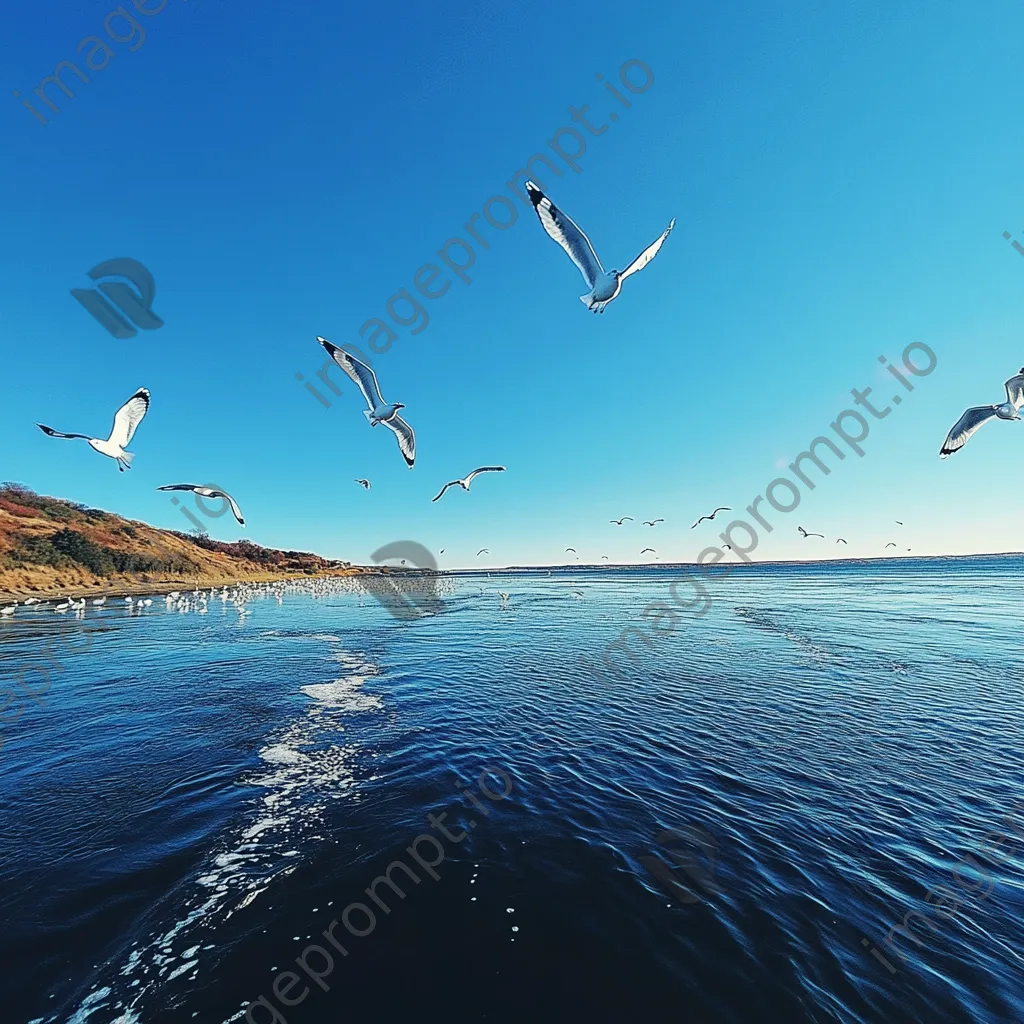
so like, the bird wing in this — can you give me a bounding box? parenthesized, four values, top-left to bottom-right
(641, 548, 656, 553)
(565, 548, 576, 552)
(214, 490, 245, 526)
(37, 423, 90, 441)
(477, 549, 489, 555)
(432, 481, 457, 502)
(712, 507, 731, 516)
(383, 414, 416, 467)
(619, 218, 676, 282)
(525, 181, 603, 288)
(157, 483, 201, 492)
(1005, 373, 1024, 409)
(318, 337, 384, 410)
(107, 388, 150, 447)
(464, 466, 506, 486)
(939, 405, 998, 457)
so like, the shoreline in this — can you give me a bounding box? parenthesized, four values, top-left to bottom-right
(0, 567, 368, 605)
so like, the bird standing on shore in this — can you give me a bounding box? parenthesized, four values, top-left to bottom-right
(37, 388, 150, 472)
(524, 181, 675, 313)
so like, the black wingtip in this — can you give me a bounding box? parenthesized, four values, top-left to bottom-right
(524, 181, 544, 207)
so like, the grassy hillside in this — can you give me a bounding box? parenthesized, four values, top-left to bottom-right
(0, 483, 356, 599)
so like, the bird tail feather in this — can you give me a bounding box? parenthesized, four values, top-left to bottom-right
(363, 409, 374, 422)
(579, 293, 592, 307)
(120, 451, 135, 466)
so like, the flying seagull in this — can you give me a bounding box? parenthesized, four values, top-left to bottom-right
(894, 520, 903, 525)
(940, 368, 1024, 457)
(355, 479, 371, 490)
(524, 181, 675, 313)
(565, 547, 577, 553)
(318, 337, 415, 467)
(37, 388, 149, 472)
(692, 507, 730, 528)
(640, 548, 656, 555)
(643, 519, 664, 527)
(885, 542, 897, 549)
(610, 517, 633, 525)
(431, 466, 506, 502)
(601, 555, 609, 560)
(157, 485, 245, 526)
(836, 538, 848, 544)
(797, 527, 824, 539)
(476, 548, 489, 556)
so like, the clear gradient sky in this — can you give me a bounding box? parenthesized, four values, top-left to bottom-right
(4, 0, 1024, 568)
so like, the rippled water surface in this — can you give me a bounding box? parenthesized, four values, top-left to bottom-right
(2, 558, 1022, 1023)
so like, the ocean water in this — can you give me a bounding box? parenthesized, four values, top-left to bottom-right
(1, 559, 1022, 1024)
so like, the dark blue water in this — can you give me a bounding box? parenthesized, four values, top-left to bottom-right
(2, 559, 1022, 1023)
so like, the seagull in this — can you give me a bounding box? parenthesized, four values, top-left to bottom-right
(691, 507, 730, 528)
(431, 466, 506, 502)
(895, 520, 903, 526)
(477, 548, 489, 556)
(610, 517, 633, 525)
(565, 547, 577, 553)
(23, 598, 40, 605)
(836, 538, 847, 544)
(92, 597, 106, 605)
(0, 604, 16, 616)
(157, 485, 245, 526)
(643, 520, 664, 527)
(797, 527, 825, 539)
(640, 548, 656, 555)
(439, 549, 445, 554)
(318, 337, 415, 467)
(524, 181, 675, 313)
(885, 542, 897, 549)
(37, 387, 150, 472)
(355, 479, 371, 490)
(940, 369, 1024, 457)
(601, 555, 609, 560)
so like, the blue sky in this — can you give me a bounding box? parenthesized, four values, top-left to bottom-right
(4, 0, 1024, 568)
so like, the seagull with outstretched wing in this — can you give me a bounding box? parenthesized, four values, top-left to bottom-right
(476, 548, 489, 556)
(318, 337, 415, 467)
(610, 517, 633, 525)
(37, 388, 149, 472)
(797, 527, 825, 539)
(643, 519, 664, 527)
(525, 181, 675, 313)
(355, 479, 371, 490)
(432, 466, 505, 502)
(157, 484, 245, 526)
(640, 548, 656, 555)
(692, 507, 730, 528)
(940, 368, 1024, 457)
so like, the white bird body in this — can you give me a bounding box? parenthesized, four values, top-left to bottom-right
(940, 370, 1024, 456)
(432, 466, 506, 502)
(37, 388, 150, 472)
(525, 181, 675, 314)
(318, 337, 415, 467)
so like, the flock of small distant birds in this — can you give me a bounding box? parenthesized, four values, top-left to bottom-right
(26, 183, 1020, 566)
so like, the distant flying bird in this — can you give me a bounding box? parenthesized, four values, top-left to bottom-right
(157, 485, 245, 526)
(37, 387, 149, 472)
(797, 527, 824, 539)
(836, 538, 847, 544)
(643, 520, 664, 527)
(640, 548, 656, 555)
(476, 548, 489, 556)
(431, 466, 506, 502)
(894, 520, 903, 525)
(692, 507, 730, 528)
(939, 368, 1024, 457)
(439, 549, 445, 554)
(565, 547, 576, 553)
(885, 542, 897, 548)
(318, 337, 415, 467)
(610, 517, 633, 525)
(524, 180, 675, 314)
(355, 479, 371, 489)
(601, 555, 609, 560)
